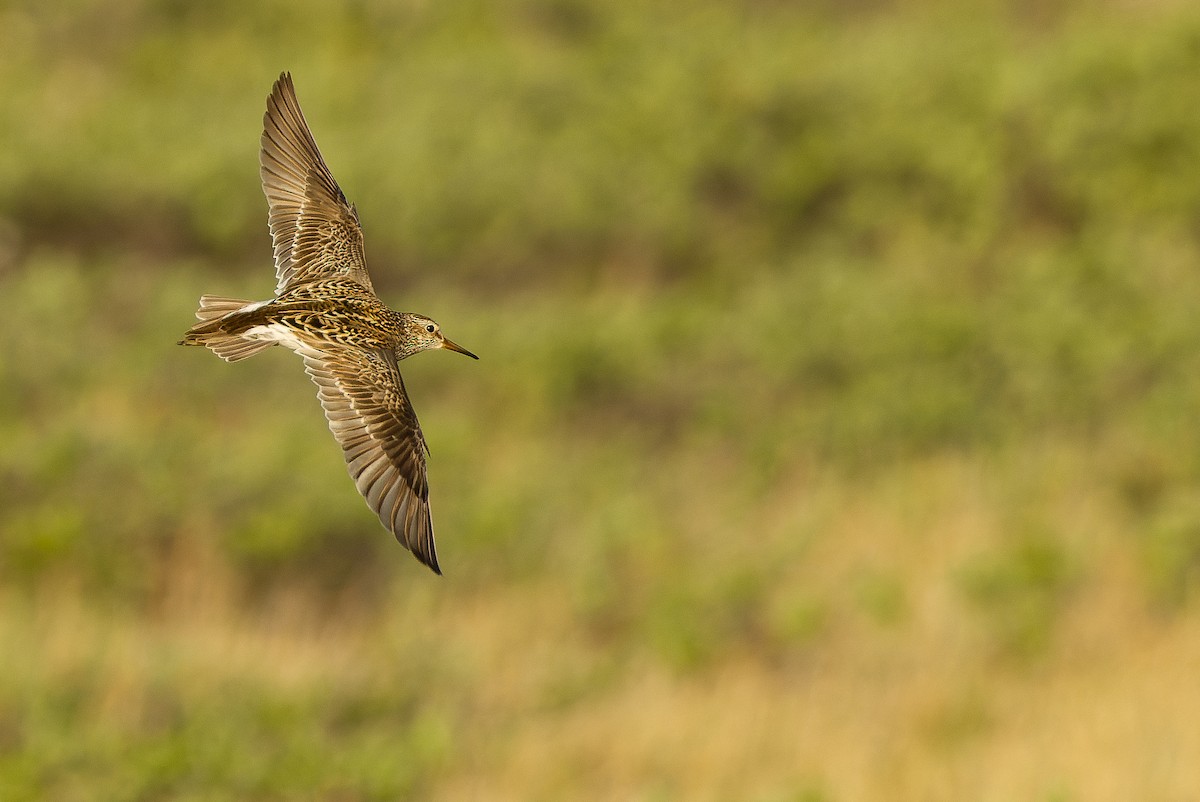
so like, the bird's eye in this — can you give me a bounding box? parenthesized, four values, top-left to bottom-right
(426, 324, 436, 333)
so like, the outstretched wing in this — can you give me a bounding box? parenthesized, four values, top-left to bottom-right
(298, 342, 439, 573)
(260, 72, 375, 294)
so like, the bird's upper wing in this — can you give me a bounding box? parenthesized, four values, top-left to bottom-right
(260, 72, 375, 295)
(298, 342, 439, 573)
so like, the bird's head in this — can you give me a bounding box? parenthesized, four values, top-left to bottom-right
(405, 314, 478, 360)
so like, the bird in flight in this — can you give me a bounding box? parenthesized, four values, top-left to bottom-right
(180, 72, 477, 574)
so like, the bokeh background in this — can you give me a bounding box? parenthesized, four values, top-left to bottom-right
(4, 0, 1200, 799)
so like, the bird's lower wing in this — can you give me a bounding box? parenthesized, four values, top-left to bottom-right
(298, 343, 438, 573)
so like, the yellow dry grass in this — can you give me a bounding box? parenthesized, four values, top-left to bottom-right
(7, 448, 1198, 800)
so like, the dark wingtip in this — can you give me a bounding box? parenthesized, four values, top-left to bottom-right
(419, 550, 443, 576)
(268, 72, 295, 110)
(406, 531, 442, 575)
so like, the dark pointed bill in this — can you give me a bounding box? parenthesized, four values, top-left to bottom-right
(441, 337, 479, 359)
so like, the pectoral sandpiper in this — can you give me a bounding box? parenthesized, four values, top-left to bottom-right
(180, 73, 477, 574)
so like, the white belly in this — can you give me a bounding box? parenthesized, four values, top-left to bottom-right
(243, 323, 308, 351)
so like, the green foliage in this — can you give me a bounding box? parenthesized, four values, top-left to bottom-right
(1, 647, 453, 801)
(1137, 493, 1200, 610)
(958, 536, 1077, 660)
(5, 0, 1200, 797)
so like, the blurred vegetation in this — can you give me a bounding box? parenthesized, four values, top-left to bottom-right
(6, 0, 1200, 799)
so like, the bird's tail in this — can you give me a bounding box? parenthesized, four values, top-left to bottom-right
(178, 295, 276, 363)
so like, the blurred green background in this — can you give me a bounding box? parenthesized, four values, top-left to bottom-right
(5, 0, 1200, 799)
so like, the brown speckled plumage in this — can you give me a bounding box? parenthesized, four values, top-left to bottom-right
(180, 73, 477, 574)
